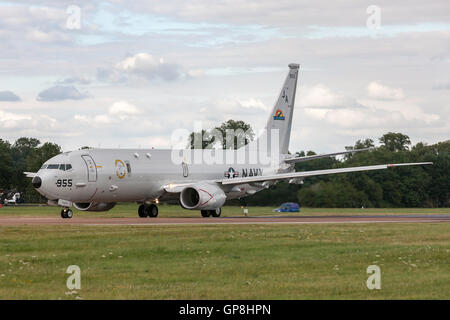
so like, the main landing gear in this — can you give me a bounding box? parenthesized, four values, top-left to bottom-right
(201, 207, 221, 218)
(61, 208, 73, 219)
(138, 204, 159, 218)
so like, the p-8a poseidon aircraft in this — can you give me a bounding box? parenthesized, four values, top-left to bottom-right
(27, 63, 432, 218)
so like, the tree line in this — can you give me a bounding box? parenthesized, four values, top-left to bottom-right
(0, 138, 61, 203)
(245, 133, 449, 208)
(0, 129, 448, 207)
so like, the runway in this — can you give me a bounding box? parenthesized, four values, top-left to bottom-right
(0, 215, 449, 226)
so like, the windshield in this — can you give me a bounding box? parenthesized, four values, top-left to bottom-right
(44, 164, 72, 170)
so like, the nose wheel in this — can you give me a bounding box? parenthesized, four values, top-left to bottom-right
(138, 204, 158, 218)
(61, 208, 73, 219)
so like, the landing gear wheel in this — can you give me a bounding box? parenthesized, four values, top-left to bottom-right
(138, 204, 147, 218)
(201, 210, 210, 217)
(61, 208, 73, 219)
(148, 204, 158, 217)
(210, 208, 221, 218)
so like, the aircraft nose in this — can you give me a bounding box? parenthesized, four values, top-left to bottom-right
(32, 176, 42, 189)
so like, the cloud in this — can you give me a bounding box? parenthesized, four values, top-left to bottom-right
(0, 91, 21, 101)
(56, 76, 92, 85)
(37, 86, 90, 101)
(367, 82, 405, 100)
(74, 101, 142, 125)
(432, 82, 450, 90)
(0, 109, 58, 133)
(121, 0, 450, 27)
(74, 114, 112, 125)
(238, 98, 268, 111)
(109, 101, 141, 117)
(299, 84, 357, 108)
(25, 29, 69, 43)
(115, 53, 183, 81)
(0, 1, 448, 152)
(97, 53, 201, 83)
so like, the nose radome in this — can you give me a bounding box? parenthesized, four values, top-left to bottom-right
(32, 176, 42, 189)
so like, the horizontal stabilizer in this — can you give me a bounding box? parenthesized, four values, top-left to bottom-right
(24, 172, 37, 178)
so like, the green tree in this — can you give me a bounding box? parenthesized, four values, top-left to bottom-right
(187, 129, 215, 149)
(0, 139, 13, 189)
(187, 120, 254, 149)
(379, 132, 411, 152)
(215, 119, 254, 149)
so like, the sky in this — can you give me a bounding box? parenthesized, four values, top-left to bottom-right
(0, 0, 449, 153)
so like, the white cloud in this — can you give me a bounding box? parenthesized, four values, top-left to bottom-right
(367, 81, 405, 100)
(186, 69, 205, 78)
(299, 84, 353, 108)
(0, 109, 58, 135)
(116, 53, 161, 73)
(74, 101, 141, 125)
(37, 86, 90, 101)
(238, 98, 268, 110)
(74, 114, 112, 125)
(114, 53, 183, 82)
(109, 101, 141, 117)
(25, 29, 69, 43)
(0, 109, 31, 128)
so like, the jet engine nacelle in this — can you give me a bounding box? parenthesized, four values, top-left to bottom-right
(73, 202, 116, 212)
(180, 183, 226, 210)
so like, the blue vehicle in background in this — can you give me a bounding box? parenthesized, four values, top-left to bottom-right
(273, 202, 300, 213)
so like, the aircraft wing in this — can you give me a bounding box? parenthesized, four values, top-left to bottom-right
(221, 162, 432, 186)
(163, 182, 197, 193)
(284, 148, 372, 163)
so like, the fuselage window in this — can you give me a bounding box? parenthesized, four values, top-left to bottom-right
(47, 164, 59, 169)
(125, 161, 131, 174)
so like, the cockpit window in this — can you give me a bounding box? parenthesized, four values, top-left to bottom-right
(43, 164, 72, 170)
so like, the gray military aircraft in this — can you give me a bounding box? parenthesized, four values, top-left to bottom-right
(27, 63, 432, 218)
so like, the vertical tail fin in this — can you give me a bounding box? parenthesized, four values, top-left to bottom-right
(260, 63, 299, 155)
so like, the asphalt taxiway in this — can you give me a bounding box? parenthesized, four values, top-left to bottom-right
(0, 215, 449, 226)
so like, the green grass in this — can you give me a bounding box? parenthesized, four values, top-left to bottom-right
(1, 222, 449, 299)
(0, 203, 449, 218)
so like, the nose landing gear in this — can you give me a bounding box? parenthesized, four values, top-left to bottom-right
(61, 208, 73, 219)
(138, 204, 159, 218)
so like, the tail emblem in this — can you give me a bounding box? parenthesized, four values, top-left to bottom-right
(273, 109, 285, 120)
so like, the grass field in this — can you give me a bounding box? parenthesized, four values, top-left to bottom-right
(1, 203, 449, 218)
(0, 205, 449, 299)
